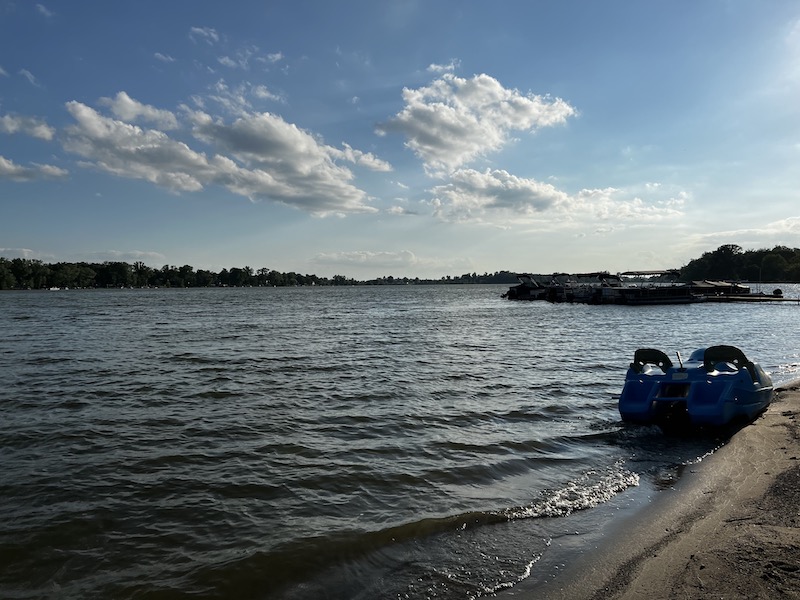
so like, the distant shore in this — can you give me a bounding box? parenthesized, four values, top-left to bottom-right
(511, 382, 800, 599)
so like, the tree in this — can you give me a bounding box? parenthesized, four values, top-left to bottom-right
(0, 258, 17, 289)
(132, 261, 152, 287)
(95, 261, 132, 287)
(228, 267, 247, 287)
(761, 253, 788, 282)
(10, 258, 34, 288)
(50, 262, 80, 288)
(196, 269, 216, 287)
(179, 265, 196, 287)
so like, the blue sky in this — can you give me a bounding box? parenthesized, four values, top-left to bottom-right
(2, 1, 799, 278)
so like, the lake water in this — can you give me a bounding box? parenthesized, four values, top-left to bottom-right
(2, 285, 799, 599)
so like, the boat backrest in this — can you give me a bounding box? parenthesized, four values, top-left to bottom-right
(630, 348, 673, 373)
(703, 345, 757, 382)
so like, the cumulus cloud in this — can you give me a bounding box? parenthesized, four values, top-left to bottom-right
(64, 101, 210, 191)
(0, 114, 56, 140)
(98, 92, 179, 129)
(61, 96, 388, 215)
(427, 169, 685, 226)
(0, 155, 67, 181)
(186, 108, 387, 212)
(379, 73, 576, 175)
(429, 169, 568, 221)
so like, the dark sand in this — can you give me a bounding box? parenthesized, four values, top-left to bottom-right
(515, 383, 800, 599)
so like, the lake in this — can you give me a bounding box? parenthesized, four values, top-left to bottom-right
(2, 285, 799, 599)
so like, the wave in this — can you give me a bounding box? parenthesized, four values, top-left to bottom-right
(246, 462, 640, 597)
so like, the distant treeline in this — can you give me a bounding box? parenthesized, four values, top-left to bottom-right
(678, 244, 800, 283)
(0, 257, 518, 290)
(2, 244, 799, 290)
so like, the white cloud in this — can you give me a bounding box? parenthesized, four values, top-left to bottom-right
(217, 45, 270, 70)
(387, 204, 417, 216)
(427, 169, 685, 226)
(330, 143, 392, 172)
(216, 47, 284, 71)
(189, 26, 219, 45)
(427, 59, 460, 73)
(64, 101, 213, 192)
(771, 216, 800, 233)
(0, 65, 7, 77)
(252, 85, 281, 102)
(0, 114, 56, 140)
(264, 52, 284, 64)
(98, 92, 179, 129)
(429, 168, 568, 222)
(0, 247, 37, 259)
(0, 155, 67, 181)
(154, 52, 175, 63)
(62, 97, 385, 216)
(203, 79, 284, 115)
(379, 73, 576, 175)
(694, 216, 800, 245)
(187, 109, 386, 212)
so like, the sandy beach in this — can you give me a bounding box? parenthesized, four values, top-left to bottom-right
(516, 382, 800, 599)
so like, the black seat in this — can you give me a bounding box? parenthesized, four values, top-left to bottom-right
(703, 345, 757, 381)
(630, 348, 673, 373)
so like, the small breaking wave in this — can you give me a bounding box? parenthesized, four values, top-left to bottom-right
(502, 461, 640, 520)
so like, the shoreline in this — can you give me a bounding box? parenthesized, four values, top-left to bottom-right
(511, 382, 800, 599)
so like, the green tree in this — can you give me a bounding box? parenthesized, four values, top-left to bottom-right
(179, 265, 196, 287)
(0, 258, 17, 289)
(196, 269, 216, 286)
(132, 261, 152, 287)
(50, 262, 80, 288)
(761, 253, 789, 282)
(10, 258, 34, 288)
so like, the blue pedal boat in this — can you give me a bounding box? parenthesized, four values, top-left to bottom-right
(619, 345, 773, 430)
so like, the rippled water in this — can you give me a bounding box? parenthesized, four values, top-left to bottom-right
(2, 285, 799, 599)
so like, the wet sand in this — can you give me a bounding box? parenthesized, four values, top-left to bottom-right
(519, 383, 800, 599)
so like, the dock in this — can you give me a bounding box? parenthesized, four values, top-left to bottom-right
(704, 294, 800, 303)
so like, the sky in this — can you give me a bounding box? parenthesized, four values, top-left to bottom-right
(1, 1, 800, 279)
